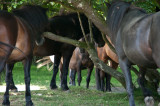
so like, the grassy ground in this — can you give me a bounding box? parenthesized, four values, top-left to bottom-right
(0, 63, 159, 106)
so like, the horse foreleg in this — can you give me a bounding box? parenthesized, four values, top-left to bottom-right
(69, 69, 76, 86)
(86, 67, 93, 88)
(95, 68, 101, 90)
(50, 55, 61, 90)
(23, 58, 33, 106)
(77, 66, 82, 86)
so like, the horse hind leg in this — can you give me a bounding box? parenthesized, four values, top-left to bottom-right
(61, 54, 72, 90)
(95, 68, 101, 91)
(2, 63, 12, 106)
(22, 58, 33, 106)
(100, 70, 105, 92)
(6, 63, 18, 92)
(50, 55, 61, 90)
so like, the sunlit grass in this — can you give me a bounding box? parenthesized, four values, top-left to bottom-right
(0, 63, 159, 106)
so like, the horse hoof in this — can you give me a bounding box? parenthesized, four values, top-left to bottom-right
(9, 85, 18, 92)
(2, 100, 10, 106)
(50, 85, 58, 90)
(10, 88, 18, 92)
(61, 85, 69, 91)
(144, 96, 154, 106)
(26, 100, 34, 106)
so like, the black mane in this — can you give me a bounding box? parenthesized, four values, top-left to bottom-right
(12, 5, 48, 36)
(107, 2, 131, 38)
(49, 13, 89, 38)
(48, 12, 104, 46)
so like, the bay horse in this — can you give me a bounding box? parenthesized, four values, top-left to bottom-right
(68, 47, 94, 88)
(106, 1, 160, 105)
(34, 13, 105, 91)
(96, 41, 118, 92)
(0, 5, 48, 106)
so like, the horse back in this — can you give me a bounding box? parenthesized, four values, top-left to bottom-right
(0, 11, 18, 57)
(8, 16, 32, 62)
(118, 11, 156, 67)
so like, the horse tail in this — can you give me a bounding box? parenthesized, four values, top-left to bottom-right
(0, 41, 28, 60)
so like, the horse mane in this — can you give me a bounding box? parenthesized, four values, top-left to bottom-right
(12, 5, 48, 35)
(107, 2, 146, 42)
(50, 12, 87, 24)
(107, 2, 131, 37)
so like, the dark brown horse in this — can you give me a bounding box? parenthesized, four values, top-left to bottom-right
(96, 40, 118, 91)
(106, 1, 160, 105)
(0, 5, 48, 106)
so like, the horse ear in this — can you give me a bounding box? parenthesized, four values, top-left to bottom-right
(105, 2, 111, 9)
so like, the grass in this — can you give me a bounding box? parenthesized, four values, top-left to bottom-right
(0, 63, 159, 106)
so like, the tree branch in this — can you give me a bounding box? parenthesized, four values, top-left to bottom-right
(43, 31, 126, 88)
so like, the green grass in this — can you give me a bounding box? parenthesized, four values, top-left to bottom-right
(0, 63, 159, 106)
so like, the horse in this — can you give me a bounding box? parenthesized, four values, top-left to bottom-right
(106, 1, 160, 105)
(67, 47, 94, 88)
(96, 40, 118, 91)
(0, 5, 48, 106)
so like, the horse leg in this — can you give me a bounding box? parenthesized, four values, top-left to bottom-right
(69, 69, 76, 86)
(77, 65, 82, 86)
(138, 67, 152, 97)
(50, 54, 61, 89)
(95, 68, 101, 90)
(105, 73, 111, 92)
(22, 58, 33, 106)
(61, 54, 72, 90)
(100, 70, 105, 92)
(105, 60, 118, 92)
(86, 67, 93, 88)
(119, 58, 135, 106)
(2, 63, 12, 106)
(6, 63, 18, 92)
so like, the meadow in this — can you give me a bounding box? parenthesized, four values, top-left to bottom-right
(0, 63, 159, 106)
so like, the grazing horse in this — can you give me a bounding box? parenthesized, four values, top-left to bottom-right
(34, 13, 105, 90)
(63, 46, 94, 88)
(106, 1, 160, 105)
(1, 5, 48, 106)
(96, 41, 118, 91)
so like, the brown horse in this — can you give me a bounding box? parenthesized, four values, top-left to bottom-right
(1, 5, 48, 106)
(96, 38, 118, 91)
(62, 46, 94, 88)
